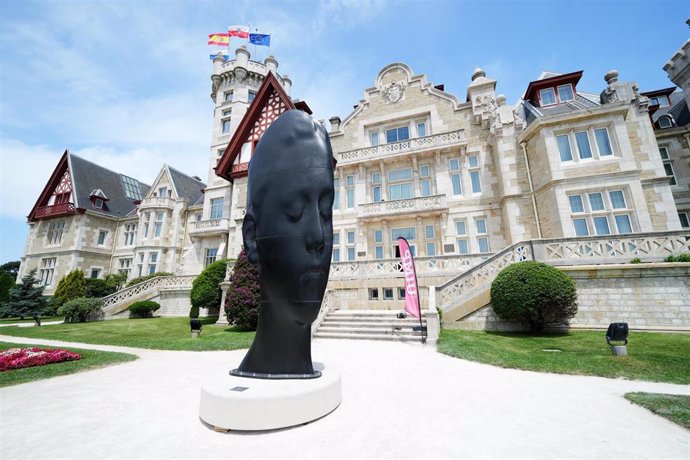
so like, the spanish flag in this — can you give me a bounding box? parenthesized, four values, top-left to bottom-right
(208, 33, 230, 47)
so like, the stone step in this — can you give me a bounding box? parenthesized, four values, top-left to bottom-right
(314, 332, 425, 342)
(318, 326, 423, 335)
(321, 319, 424, 327)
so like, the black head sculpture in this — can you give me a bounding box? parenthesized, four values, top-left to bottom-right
(231, 109, 334, 379)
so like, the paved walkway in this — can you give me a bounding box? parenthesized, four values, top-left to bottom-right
(0, 335, 688, 459)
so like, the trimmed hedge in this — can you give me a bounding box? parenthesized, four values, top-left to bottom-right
(58, 297, 104, 323)
(490, 261, 578, 334)
(128, 300, 161, 318)
(125, 272, 173, 288)
(190, 260, 227, 316)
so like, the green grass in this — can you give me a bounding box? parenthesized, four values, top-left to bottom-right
(0, 341, 137, 387)
(0, 316, 255, 351)
(0, 316, 64, 324)
(625, 392, 690, 429)
(438, 330, 690, 384)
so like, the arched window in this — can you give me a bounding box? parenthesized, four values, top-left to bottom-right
(658, 116, 673, 129)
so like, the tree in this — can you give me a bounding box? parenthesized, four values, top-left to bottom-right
(0, 272, 14, 307)
(490, 261, 578, 334)
(53, 270, 87, 309)
(190, 259, 227, 317)
(1, 269, 47, 324)
(0, 261, 21, 280)
(225, 251, 260, 330)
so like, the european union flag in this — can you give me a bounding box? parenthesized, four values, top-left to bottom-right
(249, 33, 271, 46)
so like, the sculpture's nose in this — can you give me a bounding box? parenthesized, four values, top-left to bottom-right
(305, 207, 325, 254)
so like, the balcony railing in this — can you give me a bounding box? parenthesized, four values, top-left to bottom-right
(189, 218, 230, 237)
(139, 197, 175, 209)
(359, 194, 447, 219)
(34, 203, 76, 219)
(338, 129, 466, 164)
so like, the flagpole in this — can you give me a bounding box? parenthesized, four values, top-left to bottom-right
(398, 237, 426, 344)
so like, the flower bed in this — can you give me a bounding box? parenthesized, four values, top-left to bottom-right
(0, 347, 81, 372)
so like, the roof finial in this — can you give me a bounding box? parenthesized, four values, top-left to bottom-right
(472, 68, 486, 81)
(604, 70, 619, 85)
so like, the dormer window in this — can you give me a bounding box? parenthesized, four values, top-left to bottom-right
(650, 95, 669, 107)
(658, 116, 673, 129)
(539, 88, 556, 106)
(158, 187, 168, 198)
(94, 198, 104, 209)
(89, 189, 109, 210)
(557, 84, 574, 102)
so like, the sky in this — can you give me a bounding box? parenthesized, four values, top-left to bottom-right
(0, 0, 688, 263)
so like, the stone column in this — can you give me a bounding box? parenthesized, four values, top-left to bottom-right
(215, 280, 231, 325)
(382, 219, 390, 258)
(379, 161, 387, 201)
(412, 156, 421, 197)
(416, 216, 424, 256)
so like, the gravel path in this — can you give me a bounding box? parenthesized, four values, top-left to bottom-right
(0, 335, 688, 459)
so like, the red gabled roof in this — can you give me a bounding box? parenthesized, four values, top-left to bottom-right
(640, 87, 676, 99)
(27, 150, 78, 221)
(524, 70, 583, 104)
(216, 71, 300, 182)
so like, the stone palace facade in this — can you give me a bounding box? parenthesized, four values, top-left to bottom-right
(18, 45, 689, 319)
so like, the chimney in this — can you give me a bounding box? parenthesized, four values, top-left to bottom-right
(329, 116, 341, 132)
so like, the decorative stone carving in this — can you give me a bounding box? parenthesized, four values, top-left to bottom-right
(383, 80, 406, 103)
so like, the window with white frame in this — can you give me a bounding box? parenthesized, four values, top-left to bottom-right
(392, 227, 416, 256)
(118, 258, 132, 279)
(425, 224, 434, 239)
(39, 257, 56, 286)
(568, 189, 634, 236)
(449, 158, 462, 195)
(90, 268, 101, 279)
(248, 90, 256, 103)
(456, 220, 468, 254)
(210, 198, 224, 219)
(143, 212, 151, 237)
(420, 164, 431, 196)
(97, 230, 108, 246)
(594, 128, 613, 156)
(658, 116, 672, 128)
(332, 232, 340, 262)
(475, 218, 489, 253)
(370, 131, 379, 146)
(154, 212, 164, 237)
(539, 88, 556, 106)
(148, 252, 158, 275)
(124, 223, 137, 246)
(649, 95, 669, 107)
(416, 121, 426, 137)
(221, 109, 232, 134)
(333, 177, 340, 210)
(426, 242, 436, 256)
(371, 172, 382, 202)
(557, 84, 574, 102)
(374, 229, 384, 259)
(346, 175, 355, 208)
(387, 168, 414, 200)
(556, 134, 573, 161)
(468, 155, 481, 193)
(574, 131, 592, 159)
(679, 212, 689, 228)
(368, 288, 379, 300)
(223, 90, 233, 102)
(386, 126, 409, 143)
(205, 248, 218, 267)
(346, 230, 356, 261)
(383, 288, 394, 300)
(158, 187, 168, 198)
(137, 253, 144, 277)
(659, 146, 677, 185)
(46, 220, 65, 245)
(94, 198, 104, 209)
(398, 287, 406, 300)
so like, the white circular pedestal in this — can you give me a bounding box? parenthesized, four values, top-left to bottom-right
(199, 363, 341, 431)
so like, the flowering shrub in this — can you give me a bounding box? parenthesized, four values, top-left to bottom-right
(0, 347, 81, 372)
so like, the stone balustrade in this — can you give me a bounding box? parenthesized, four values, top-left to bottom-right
(139, 197, 175, 209)
(330, 253, 487, 281)
(102, 275, 196, 317)
(189, 218, 230, 237)
(359, 194, 447, 219)
(337, 129, 466, 164)
(436, 230, 690, 314)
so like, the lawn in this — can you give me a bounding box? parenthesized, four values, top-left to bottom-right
(437, 330, 690, 384)
(0, 316, 255, 351)
(625, 392, 690, 429)
(0, 340, 137, 387)
(0, 316, 64, 324)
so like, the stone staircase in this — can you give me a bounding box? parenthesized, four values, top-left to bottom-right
(314, 310, 427, 342)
